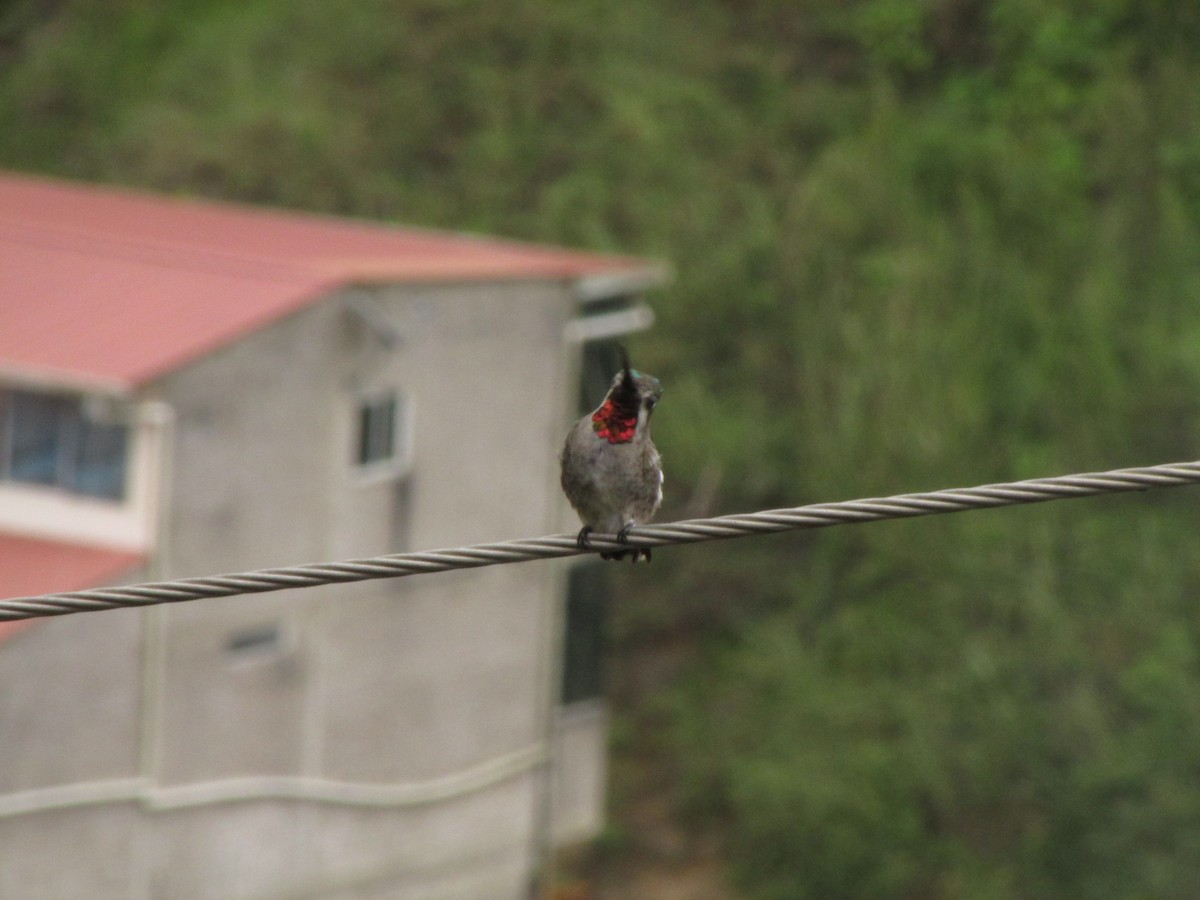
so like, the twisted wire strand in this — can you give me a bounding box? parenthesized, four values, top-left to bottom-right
(3, 459, 1199, 622)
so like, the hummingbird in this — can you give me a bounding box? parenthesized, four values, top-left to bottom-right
(561, 348, 663, 562)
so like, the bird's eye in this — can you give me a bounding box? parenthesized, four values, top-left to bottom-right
(645, 398, 656, 410)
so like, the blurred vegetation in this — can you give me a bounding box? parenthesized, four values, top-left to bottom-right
(6, 0, 1200, 895)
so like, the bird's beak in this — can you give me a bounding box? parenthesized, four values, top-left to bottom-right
(619, 345, 634, 385)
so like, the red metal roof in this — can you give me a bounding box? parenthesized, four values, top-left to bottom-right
(0, 531, 144, 642)
(0, 171, 657, 389)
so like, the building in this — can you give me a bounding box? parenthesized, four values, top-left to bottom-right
(0, 172, 665, 898)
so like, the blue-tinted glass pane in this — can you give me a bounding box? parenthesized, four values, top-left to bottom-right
(2, 390, 129, 501)
(72, 417, 128, 500)
(9, 392, 69, 486)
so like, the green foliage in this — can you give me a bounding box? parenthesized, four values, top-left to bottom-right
(673, 499, 1200, 897)
(6, 0, 1200, 895)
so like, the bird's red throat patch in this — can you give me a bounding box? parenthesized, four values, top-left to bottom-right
(592, 398, 637, 444)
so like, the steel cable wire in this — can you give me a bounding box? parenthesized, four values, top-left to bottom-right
(3, 459, 1199, 621)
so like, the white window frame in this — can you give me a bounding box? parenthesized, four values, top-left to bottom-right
(353, 390, 413, 482)
(0, 384, 165, 552)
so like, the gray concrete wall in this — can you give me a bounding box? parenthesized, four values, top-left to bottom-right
(142, 777, 537, 899)
(146, 281, 580, 897)
(0, 606, 143, 793)
(0, 804, 142, 898)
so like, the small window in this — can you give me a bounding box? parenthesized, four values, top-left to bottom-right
(0, 388, 129, 501)
(225, 623, 294, 670)
(354, 391, 410, 474)
(226, 624, 285, 657)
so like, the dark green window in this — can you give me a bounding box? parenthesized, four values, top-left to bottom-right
(356, 393, 398, 466)
(562, 562, 611, 704)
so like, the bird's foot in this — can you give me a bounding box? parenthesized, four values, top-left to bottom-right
(575, 526, 593, 550)
(598, 523, 650, 563)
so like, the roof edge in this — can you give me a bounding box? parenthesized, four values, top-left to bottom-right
(0, 363, 132, 396)
(572, 262, 673, 303)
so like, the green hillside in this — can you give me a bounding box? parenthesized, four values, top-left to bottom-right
(7, 1, 1200, 895)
